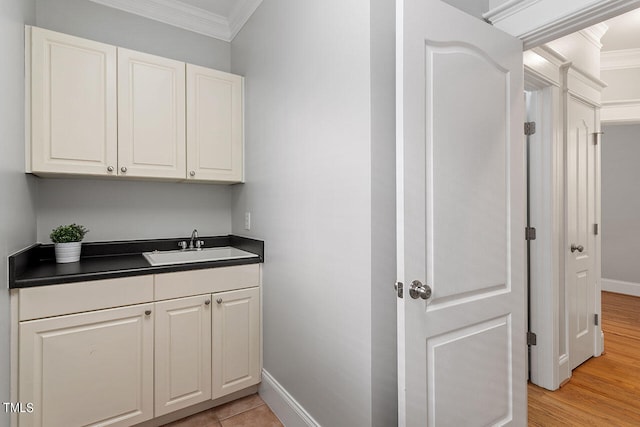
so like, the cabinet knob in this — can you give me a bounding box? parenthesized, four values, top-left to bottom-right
(121, 166, 127, 173)
(145, 310, 152, 316)
(216, 298, 223, 305)
(189, 170, 196, 177)
(107, 166, 114, 172)
(205, 299, 211, 305)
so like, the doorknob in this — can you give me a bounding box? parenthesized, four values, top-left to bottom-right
(409, 280, 432, 300)
(571, 244, 584, 253)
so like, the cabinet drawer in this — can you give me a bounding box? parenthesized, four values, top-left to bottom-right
(155, 264, 260, 300)
(19, 275, 154, 321)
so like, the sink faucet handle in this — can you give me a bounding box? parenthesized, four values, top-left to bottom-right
(195, 240, 205, 250)
(178, 241, 188, 250)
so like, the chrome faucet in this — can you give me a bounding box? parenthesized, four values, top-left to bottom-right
(189, 229, 204, 250)
(189, 229, 198, 249)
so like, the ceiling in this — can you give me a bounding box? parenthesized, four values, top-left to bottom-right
(601, 7, 640, 51)
(89, 0, 263, 42)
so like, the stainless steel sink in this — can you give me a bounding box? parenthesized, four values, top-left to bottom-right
(143, 246, 257, 266)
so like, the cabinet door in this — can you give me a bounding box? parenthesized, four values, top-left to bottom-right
(118, 48, 186, 179)
(155, 295, 212, 416)
(212, 287, 260, 399)
(19, 304, 154, 427)
(31, 27, 117, 176)
(186, 64, 243, 182)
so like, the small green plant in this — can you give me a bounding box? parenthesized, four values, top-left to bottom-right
(50, 224, 89, 243)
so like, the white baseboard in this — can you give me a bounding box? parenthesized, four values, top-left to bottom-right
(259, 369, 321, 427)
(602, 278, 640, 297)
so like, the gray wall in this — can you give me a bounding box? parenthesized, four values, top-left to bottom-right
(35, 0, 230, 71)
(602, 124, 640, 283)
(370, 0, 397, 425)
(230, 0, 378, 425)
(0, 0, 37, 425)
(36, 179, 232, 242)
(33, 0, 234, 243)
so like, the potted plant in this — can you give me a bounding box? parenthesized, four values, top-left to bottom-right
(50, 223, 89, 263)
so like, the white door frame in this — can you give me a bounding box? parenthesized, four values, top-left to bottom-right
(524, 45, 606, 389)
(525, 59, 572, 390)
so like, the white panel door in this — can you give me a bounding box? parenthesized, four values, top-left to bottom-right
(186, 64, 243, 182)
(212, 287, 260, 399)
(118, 48, 186, 179)
(31, 27, 117, 176)
(19, 304, 154, 427)
(566, 96, 598, 370)
(155, 295, 212, 416)
(397, 0, 526, 425)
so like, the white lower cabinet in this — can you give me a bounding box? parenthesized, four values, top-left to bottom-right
(212, 287, 261, 399)
(17, 265, 261, 426)
(155, 295, 212, 416)
(19, 303, 154, 427)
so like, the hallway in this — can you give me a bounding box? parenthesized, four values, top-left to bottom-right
(528, 291, 640, 425)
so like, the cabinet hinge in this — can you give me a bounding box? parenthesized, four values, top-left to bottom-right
(525, 227, 537, 241)
(394, 282, 403, 299)
(524, 122, 536, 136)
(527, 331, 537, 346)
(595, 314, 599, 326)
(594, 224, 599, 235)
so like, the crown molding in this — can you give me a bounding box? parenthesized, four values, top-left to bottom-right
(484, 0, 640, 49)
(601, 98, 640, 123)
(579, 22, 608, 49)
(601, 48, 640, 70)
(483, 0, 541, 24)
(228, 0, 263, 40)
(89, 0, 263, 42)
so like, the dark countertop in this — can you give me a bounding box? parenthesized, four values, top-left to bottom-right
(9, 235, 264, 289)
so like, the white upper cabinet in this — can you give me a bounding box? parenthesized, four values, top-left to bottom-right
(30, 27, 117, 176)
(187, 64, 243, 183)
(118, 48, 186, 179)
(28, 27, 243, 183)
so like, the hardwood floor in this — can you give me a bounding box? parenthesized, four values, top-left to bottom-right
(528, 291, 640, 426)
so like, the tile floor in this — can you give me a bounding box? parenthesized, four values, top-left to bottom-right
(163, 394, 283, 427)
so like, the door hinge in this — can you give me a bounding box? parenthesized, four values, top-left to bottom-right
(525, 227, 537, 241)
(594, 224, 599, 235)
(595, 314, 599, 326)
(524, 122, 536, 136)
(593, 131, 603, 145)
(394, 282, 403, 299)
(527, 331, 537, 346)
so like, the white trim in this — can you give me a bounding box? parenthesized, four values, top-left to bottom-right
(602, 278, 640, 297)
(395, 0, 406, 425)
(601, 48, 640, 70)
(485, 0, 640, 49)
(259, 370, 321, 427)
(578, 23, 608, 50)
(601, 99, 640, 123)
(227, 0, 263, 40)
(483, 0, 542, 23)
(89, 0, 263, 42)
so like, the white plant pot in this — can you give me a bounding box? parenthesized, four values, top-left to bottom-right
(54, 242, 82, 263)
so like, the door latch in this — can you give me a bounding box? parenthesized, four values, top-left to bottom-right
(394, 282, 403, 298)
